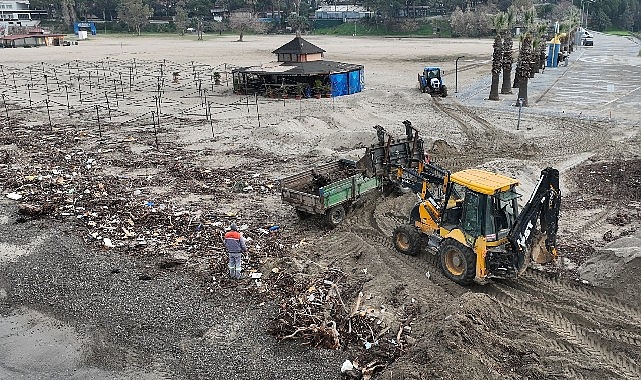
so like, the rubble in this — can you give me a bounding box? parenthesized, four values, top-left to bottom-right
(267, 268, 417, 378)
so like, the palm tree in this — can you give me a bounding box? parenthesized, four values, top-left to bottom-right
(521, 8, 536, 79)
(512, 7, 536, 86)
(489, 13, 506, 100)
(490, 34, 503, 100)
(500, 8, 515, 95)
(536, 22, 548, 72)
(515, 33, 533, 107)
(567, 8, 580, 53)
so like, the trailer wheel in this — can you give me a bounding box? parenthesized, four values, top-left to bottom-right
(326, 205, 346, 227)
(393, 224, 421, 256)
(438, 239, 475, 285)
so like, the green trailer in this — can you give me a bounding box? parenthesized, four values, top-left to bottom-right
(280, 159, 382, 226)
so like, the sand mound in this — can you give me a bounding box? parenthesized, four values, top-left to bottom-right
(579, 230, 641, 290)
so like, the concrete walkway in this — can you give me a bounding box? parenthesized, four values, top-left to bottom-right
(455, 32, 641, 124)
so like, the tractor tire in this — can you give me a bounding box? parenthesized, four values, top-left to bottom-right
(438, 239, 476, 285)
(326, 205, 346, 227)
(393, 224, 421, 256)
(441, 86, 448, 98)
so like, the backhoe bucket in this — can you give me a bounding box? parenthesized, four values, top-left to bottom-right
(530, 232, 556, 264)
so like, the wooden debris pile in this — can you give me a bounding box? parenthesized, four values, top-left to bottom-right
(269, 268, 419, 377)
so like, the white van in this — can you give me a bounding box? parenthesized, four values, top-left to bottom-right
(577, 28, 593, 39)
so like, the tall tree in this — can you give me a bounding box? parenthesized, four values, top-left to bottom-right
(286, 13, 308, 33)
(500, 7, 515, 94)
(535, 22, 548, 72)
(489, 12, 506, 101)
(515, 33, 533, 107)
(229, 11, 266, 41)
(174, 2, 189, 35)
(118, 0, 153, 35)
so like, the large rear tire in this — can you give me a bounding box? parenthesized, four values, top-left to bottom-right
(393, 224, 421, 256)
(326, 205, 346, 227)
(439, 239, 476, 285)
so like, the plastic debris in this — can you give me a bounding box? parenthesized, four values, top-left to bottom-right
(6, 192, 22, 200)
(341, 360, 354, 373)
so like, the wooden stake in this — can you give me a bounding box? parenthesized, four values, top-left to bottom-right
(65, 85, 70, 116)
(151, 110, 159, 150)
(45, 98, 52, 130)
(78, 76, 83, 104)
(255, 93, 261, 128)
(105, 92, 111, 120)
(96, 105, 102, 139)
(2, 94, 8, 124)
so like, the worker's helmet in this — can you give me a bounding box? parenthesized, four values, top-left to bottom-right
(230, 223, 238, 231)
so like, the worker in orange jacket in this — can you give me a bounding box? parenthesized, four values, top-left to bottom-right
(224, 223, 247, 279)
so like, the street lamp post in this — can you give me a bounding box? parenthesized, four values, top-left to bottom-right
(455, 56, 464, 93)
(585, 1, 592, 29)
(516, 98, 524, 130)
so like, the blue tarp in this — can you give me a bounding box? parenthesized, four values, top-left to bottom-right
(330, 68, 364, 97)
(330, 73, 348, 97)
(349, 70, 361, 94)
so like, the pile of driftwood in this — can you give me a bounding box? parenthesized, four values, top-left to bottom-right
(269, 268, 418, 378)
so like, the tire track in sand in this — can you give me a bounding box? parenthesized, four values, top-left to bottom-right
(483, 279, 641, 379)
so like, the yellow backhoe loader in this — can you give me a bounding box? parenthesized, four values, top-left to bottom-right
(359, 121, 561, 285)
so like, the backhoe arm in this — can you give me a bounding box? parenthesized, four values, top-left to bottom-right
(508, 167, 561, 259)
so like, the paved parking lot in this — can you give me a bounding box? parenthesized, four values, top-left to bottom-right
(461, 32, 641, 123)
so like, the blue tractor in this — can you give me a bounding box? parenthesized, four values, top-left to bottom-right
(418, 67, 447, 97)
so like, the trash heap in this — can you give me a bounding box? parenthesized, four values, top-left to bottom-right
(268, 268, 419, 379)
(0, 122, 287, 276)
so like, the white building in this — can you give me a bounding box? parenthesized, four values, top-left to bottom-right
(0, 0, 47, 35)
(314, 5, 373, 20)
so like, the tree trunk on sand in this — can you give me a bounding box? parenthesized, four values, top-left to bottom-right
(501, 32, 513, 94)
(489, 74, 500, 100)
(489, 34, 502, 101)
(238, 30, 244, 42)
(516, 76, 528, 107)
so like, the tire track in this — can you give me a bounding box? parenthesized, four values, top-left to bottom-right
(512, 276, 641, 330)
(487, 282, 641, 379)
(351, 226, 468, 298)
(521, 269, 641, 325)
